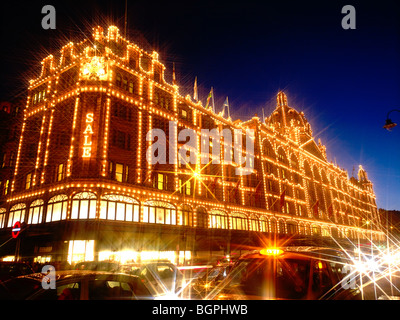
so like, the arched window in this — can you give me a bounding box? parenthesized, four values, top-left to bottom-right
(277, 147, 287, 165)
(196, 207, 208, 228)
(71, 192, 97, 220)
(100, 194, 139, 222)
(46, 194, 68, 222)
(278, 219, 286, 234)
(143, 200, 176, 225)
(299, 222, 305, 235)
(28, 199, 44, 224)
(260, 216, 269, 232)
(8, 203, 26, 227)
(305, 223, 312, 236)
(0, 208, 6, 228)
(313, 165, 321, 182)
(287, 221, 298, 235)
(262, 139, 275, 159)
(209, 209, 228, 229)
(270, 218, 277, 234)
(312, 224, 321, 236)
(178, 204, 193, 226)
(321, 226, 330, 237)
(249, 214, 259, 231)
(230, 212, 248, 231)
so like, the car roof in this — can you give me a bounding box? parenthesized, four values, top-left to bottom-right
(238, 246, 349, 262)
(13, 270, 142, 283)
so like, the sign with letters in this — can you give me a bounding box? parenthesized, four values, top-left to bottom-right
(82, 112, 94, 158)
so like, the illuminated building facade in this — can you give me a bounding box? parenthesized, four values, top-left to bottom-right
(0, 26, 384, 265)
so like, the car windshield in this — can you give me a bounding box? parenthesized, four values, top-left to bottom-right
(0, 278, 42, 300)
(229, 258, 311, 299)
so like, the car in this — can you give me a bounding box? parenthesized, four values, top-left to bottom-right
(0, 270, 154, 300)
(207, 246, 400, 300)
(189, 264, 232, 299)
(0, 262, 35, 283)
(119, 260, 186, 297)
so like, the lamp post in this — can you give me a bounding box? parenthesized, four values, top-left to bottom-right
(383, 109, 400, 131)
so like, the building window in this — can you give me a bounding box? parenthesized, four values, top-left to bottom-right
(71, 192, 97, 220)
(270, 219, 277, 233)
(143, 200, 176, 225)
(28, 199, 44, 224)
(181, 109, 187, 119)
(67, 240, 94, 265)
(26, 173, 32, 190)
(0, 208, 6, 228)
(115, 163, 124, 182)
(209, 210, 228, 229)
(196, 207, 208, 228)
(46, 194, 68, 222)
(8, 203, 26, 227)
(260, 216, 269, 232)
(111, 129, 131, 150)
(116, 73, 122, 87)
(155, 173, 168, 191)
(177, 205, 193, 226)
(57, 163, 65, 181)
(287, 222, 298, 235)
(249, 215, 259, 231)
(3, 180, 9, 195)
(179, 178, 191, 195)
(110, 162, 129, 183)
(231, 212, 248, 231)
(100, 194, 139, 222)
(278, 220, 286, 234)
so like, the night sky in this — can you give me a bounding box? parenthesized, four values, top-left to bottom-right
(0, 0, 399, 210)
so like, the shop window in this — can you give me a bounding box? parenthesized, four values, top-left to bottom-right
(143, 200, 176, 225)
(270, 219, 277, 233)
(28, 199, 44, 224)
(249, 215, 259, 231)
(260, 216, 269, 232)
(71, 192, 97, 220)
(67, 240, 94, 265)
(278, 220, 286, 234)
(100, 194, 139, 222)
(196, 207, 208, 228)
(46, 194, 68, 222)
(8, 203, 26, 227)
(0, 208, 6, 228)
(177, 204, 193, 226)
(230, 212, 248, 230)
(287, 222, 298, 235)
(209, 209, 228, 229)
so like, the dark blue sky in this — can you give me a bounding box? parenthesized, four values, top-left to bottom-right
(1, 0, 399, 210)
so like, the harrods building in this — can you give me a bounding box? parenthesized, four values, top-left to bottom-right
(0, 26, 384, 265)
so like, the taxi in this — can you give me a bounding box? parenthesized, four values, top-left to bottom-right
(209, 246, 360, 300)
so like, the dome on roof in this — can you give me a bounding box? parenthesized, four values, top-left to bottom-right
(266, 91, 312, 135)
